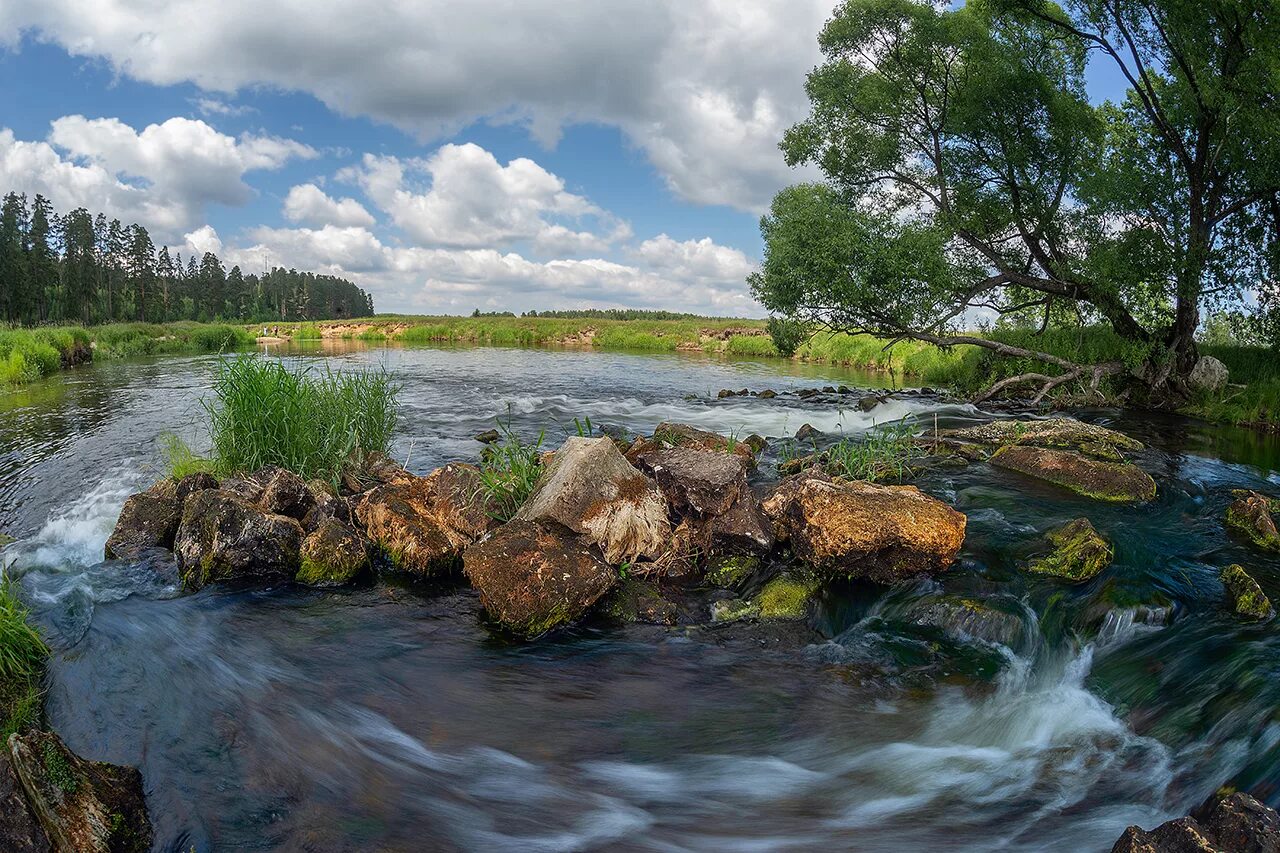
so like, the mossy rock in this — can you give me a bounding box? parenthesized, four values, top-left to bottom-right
(945, 418, 1144, 458)
(296, 519, 369, 587)
(704, 556, 761, 591)
(907, 595, 1027, 647)
(991, 445, 1156, 503)
(1225, 491, 1280, 552)
(0, 533, 15, 548)
(1220, 564, 1274, 620)
(755, 573, 819, 620)
(603, 578, 677, 625)
(1027, 518, 1113, 582)
(709, 597, 760, 623)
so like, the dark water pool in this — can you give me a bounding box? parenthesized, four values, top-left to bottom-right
(3, 344, 1280, 852)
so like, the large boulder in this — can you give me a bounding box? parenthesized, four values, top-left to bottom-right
(1027, 518, 1114, 582)
(945, 418, 1144, 458)
(103, 487, 180, 560)
(7, 730, 152, 853)
(990, 445, 1157, 503)
(174, 490, 304, 590)
(0, 750, 49, 853)
(762, 473, 966, 584)
(462, 519, 617, 638)
(258, 468, 314, 519)
(1225, 491, 1280, 552)
(1221, 564, 1274, 620)
(356, 463, 497, 575)
(645, 422, 755, 464)
(632, 446, 748, 517)
(296, 519, 369, 587)
(1188, 355, 1230, 393)
(1111, 792, 1280, 853)
(515, 437, 670, 565)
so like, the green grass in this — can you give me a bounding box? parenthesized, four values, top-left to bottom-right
(203, 355, 401, 481)
(159, 432, 217, 480)
(296, 323, 323, 340)
(779, 417, 920, 482)
(0, 578, 47, 739)
(0, 327, 88, 384)
(476, 419, 545, 521)
(725, 335, 778, 357)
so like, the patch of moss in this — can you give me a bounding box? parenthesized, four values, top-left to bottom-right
(296, 556, 358, 586)
(1220, 564, 1274, 620)
(756, 574, 819, 620)
(1225, 501, 1280, 552)
(710, 598, 760, 622)
(704, 556, 760, 590)
(1027, 518, 1113, 583)
(42, 739, 78, 793)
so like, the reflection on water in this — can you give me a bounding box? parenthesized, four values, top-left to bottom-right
(2, 343, 1280, 852)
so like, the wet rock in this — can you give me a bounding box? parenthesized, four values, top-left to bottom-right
(174, 471, 218, 505)
(716, 388, 735, 399)
(796, 388, 820, 399)
(704, 490, 776, 558)
(218, 466, 278, 503)
(757, 389, 777, 399)
(1027, 518, 1113, 582)
(822, 386, 836, 393)
(795, 423, 820, 442)
(0, 750, 49, 853)
(1110, 791, 1280, 853)
(762, 473, 966, 584)
(710, 597, 759, 622)
(1225, 491, 1280, 552)
(990, 445, 1156, 503)
(945, 417, 1144, 457)
(1221, 564, 1274, 620)
(296, 519, 369, 587)
(174, 490, 304, 590)
(300, 488, 353, 534)
(104, 490, 180, 560)
(515, 437, 670, 565)
(704, 555, 761, 591)
(838, 385, 852, 394)
(463, 519, 617, 638)
(710, 573, 818, 622)
(356, 463, 498, 575)
(1188, 355, 1230, 393)
(259, 468, 314, 519)
(602, 578, 678, 625)
(339, 452, 412, 496)
(633, 446, 748, 517)
(909, 596, 1027, 647)
(1079, 579, 1173, 643)
(7, 729, 152, 853)
(744, 434, 767, 454)
(474, 428, 501, 444)
(650, 422, 756, 464)
(857, 395, 880, 412)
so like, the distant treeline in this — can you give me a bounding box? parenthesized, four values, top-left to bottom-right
(488, 308, 725, 321)
(0, 192, 375, 326)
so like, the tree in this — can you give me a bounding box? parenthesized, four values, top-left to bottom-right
(751, 0, 1280, 403)
(27, 196, 59, 324)
(0, 193, 28, 323)
(126, 225, 156, 322)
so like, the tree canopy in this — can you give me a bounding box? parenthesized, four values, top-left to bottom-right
(751, 0, 1280, 401)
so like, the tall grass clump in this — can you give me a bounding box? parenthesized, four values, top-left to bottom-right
(296, 323, 323, 340)
(0, 328, 83, 384)
(205, 355, 400, 481)
(0, 576, 46, 738)
(476, 418, 544, 521)
(725, 335, 778, 357)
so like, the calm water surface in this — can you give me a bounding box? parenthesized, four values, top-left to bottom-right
(2, 343, 1280, 852)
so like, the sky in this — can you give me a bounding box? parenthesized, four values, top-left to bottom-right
(0, 1, 1128, 318)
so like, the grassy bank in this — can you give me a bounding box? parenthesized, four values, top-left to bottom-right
(0, 579, 47, 739)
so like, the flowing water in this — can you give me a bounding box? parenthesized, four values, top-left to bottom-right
(3, 342, 1280, 852)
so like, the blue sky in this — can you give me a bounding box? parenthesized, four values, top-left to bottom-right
(0, 1, 1128, 317)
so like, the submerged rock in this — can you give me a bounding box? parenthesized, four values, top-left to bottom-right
(7, 730, 152, 853)
(1221, 564, 1274, 620)
(515, 437, 670, 565)
(474, 428, 501, 444)
(174, 490, 304, 590)
(1027, 518, 1114, 582)
(762, 473, 966, 584)
(356, 463, 497, 575)
(990, 445, 1156, 503)
(946, 418, 1144, 456)
(103, 488, 180, 560)
(602, 578, 678, 625)
(908, 596, 1027, 647)
(463, 519, 617, 638)
(1110, 791, 1280, 853)
(0, 750, 49, 853)
(296, 519, 369, 587)
(1225, 491, 1280, 552)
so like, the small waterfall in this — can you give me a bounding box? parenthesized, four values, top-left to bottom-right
(1096, 606, 1171, 647)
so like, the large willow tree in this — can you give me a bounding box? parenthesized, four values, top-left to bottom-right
(752, 0, 1280, 401)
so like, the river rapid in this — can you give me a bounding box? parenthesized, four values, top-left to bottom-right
(2, 342, 1280, 852)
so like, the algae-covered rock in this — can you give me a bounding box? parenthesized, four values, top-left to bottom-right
(463, 519, 617, 639)
(1110, 791, 1280, 853)
(0, 749, 49, 853)
(946, 418, 1144, 456)
(174, 490, 304, 590)
(7, 730, 152, 853)
(991, 445, 1156, 503)
(356, 463, 497, 575)
(908, 596, 1027, 647)
(1225, 491, 1280, 552)
(704, 556, 761, 590)
(1221, 564, 1274, 620)
(756, 574, 819, 619)
(296, 519, 369, 587)
(515, 437, 670, 565)
(762, 472, 966, 584)
(603, 578, 678, 625)
(104, 490, 180, 560)
(710, 597, 760, 622)
(1027, 518, 1113, 582)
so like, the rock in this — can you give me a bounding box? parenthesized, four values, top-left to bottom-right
(7, 730, 152, 853)
(104, 490, 181, 560)
(1110, 791, 1280, 853)
(710, 597, 759, 622)
(356, 463, 498, 575)
(990, 445, 1157, 503)
(650, 422, 756, 464)
(633, 446, 749, 517)
(296, 519, 369, 587)
(704, 490, 776, 557)
(1225, 491, 1280, 552)
(757, 389, 777, 399)
(474, 428, 501, 444)
(857, 395, 879, 412)
(339, 452, 412, 496)
(838, 385, 852, 394)
(744, 434, 767, 454)
(756, 573, 819, 619)
(174, 490, 304, 590)
(762, 473, 966, 583)
(603, 578, 678, 625)
(716, 389, 735, 399)
(1221, 564, 1273, 620)
(1027, 518, 1113, 582)
(795, 423, 820, 442)
(822, 386, 836, 393)
(300, 481, 353, 533)
(946, 418, 1144, 457)
(908, 596, 1027, 647)
(704, 556, 761, 590)
(1189, 355, 1230, 393)
(463, 519, 617, 638)
(515, 437, 670, 565)
(218, 466, 278, 503)
(173, 471, 218, 504)
(0, 751, 49, 853)
(258, 468, 314, 519)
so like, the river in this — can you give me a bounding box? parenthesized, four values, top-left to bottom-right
(2, 342, 1279, 852)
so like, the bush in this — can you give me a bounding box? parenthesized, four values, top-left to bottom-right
(205, 355, 400, 481)
(766, 316, 809, 356)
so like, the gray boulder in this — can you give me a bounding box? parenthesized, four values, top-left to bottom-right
(174, 490, 304, 590)
(1189, 355, 1229, 393)
(103, 484, 180, 560)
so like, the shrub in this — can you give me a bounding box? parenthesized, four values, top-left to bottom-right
(766, 316, 809, 356)
(205, 355, 400, 481)
(296, 323, 323, 340)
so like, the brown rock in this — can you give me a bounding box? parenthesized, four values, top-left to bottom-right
(339, 452, 411, 496)
(1225, 491, 1280, 552)
(463, 520, 617, 638)
(947, 418, 1144, 455)
(174, 490, 304, 589)
(991, 445, 1157, 503)
(0, 750, 49, 853)
(356, 463, 498, 575)
(515, 437, 670, 564)
(1110, 792, 1280, 853)
(104, 492, 180, 560)
(7, 730, 152, 853)
(650, 422, 755, 464)
(762, 472, 966, 583)
(632, 446, 749, 517)
(258, 468, 314, 519)
(174, 471, 218, 504)
(297, 519, 369, 586)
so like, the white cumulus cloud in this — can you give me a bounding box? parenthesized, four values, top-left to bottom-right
(282, 183, 376, 229)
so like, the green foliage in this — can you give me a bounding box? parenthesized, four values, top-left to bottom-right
(476, 419, 544, 521)
(205, 355, 400, 481)
(822, 418, 919, 482)
(159, 433, 215, 480)
(765, 317, 808, 356)
(725, 334, 777, 357)
(41, 739, 77, 793)
(295, 323, 323, 340)
(0, 578, 46, 686)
